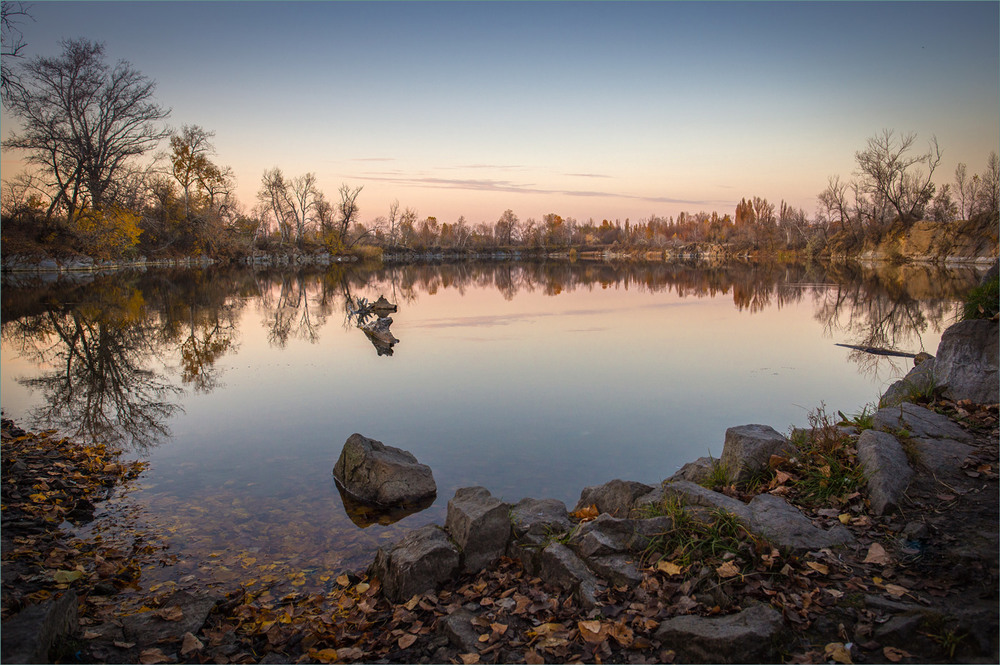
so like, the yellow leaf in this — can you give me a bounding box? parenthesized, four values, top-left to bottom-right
(570, 504, 599, 521)
(155, 605, 184, 621)
(336, 574, 351, 587)
(313, 648, 339, 663)
(29, 493, 48, 503)
(806, 561, 829, 575)
(477, 633, 490, 643)
(838, 513, 851, 524)
(716, 560, 740, 578)
(656, 560, 683, 575)
(824, 642, 853, 664)
(354, 582, 370, 594)
(52, 570, 84, 584)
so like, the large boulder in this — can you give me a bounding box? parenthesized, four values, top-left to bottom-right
(507, 497, 572, 575)
(872, 403, 975, 482)
(537, 543, 602, 609)
(720, 425, 795, 484)
(568, 514, 672, 558)
(1, 591, 78, 664)
(654, 603, 785, 663)
(574, 479, 655, 518)
(880, 358, 939, 407)
(933, 319, 998, 404)
(369, 525, 460, 603)
(333, 434, 436, 507)
(445, 486, 510, 573)
(857, 430, 914, 515)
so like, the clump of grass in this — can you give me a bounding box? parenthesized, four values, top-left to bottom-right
(783, 404, 864, 506)
(701, 457, 733, 489)
(894, 427, 924, 468)
(838, 403, 876, 431)
(963, 273, 999, 320)
(643, 503, 770, 572)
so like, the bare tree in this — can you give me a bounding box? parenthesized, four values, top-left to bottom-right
(854, 129, 940, 223)
(289, 172, 321, 245)
(1, 1, 32, 100)
(258, 167, 294, 245)
(977, 152, 999, 217)
(5, 39, 170, 223)
(335, 183, 363, 246)
(495, 208, 518, 246)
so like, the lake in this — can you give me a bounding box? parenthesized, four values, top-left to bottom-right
(0, 259, 981, 597)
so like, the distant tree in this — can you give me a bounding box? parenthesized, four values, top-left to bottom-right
(976, 152, 999, 217)
(953, 163, 979, 221)
(258, 167, 294, 245)
(854, 129, 940, 223)
(289, 172, 321, 246)
(929, 183, 958, 222)
(169, 125, 215, 219)
(335, 184, 363, 247)
(5, 39, 170, 223)
(495, 209, 518, 246)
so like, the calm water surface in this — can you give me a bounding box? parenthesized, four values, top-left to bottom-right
(0, 260, 980, 595)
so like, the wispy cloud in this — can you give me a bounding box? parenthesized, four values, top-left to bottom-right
(351, 157, 396, 162)
(564, 173, 612, 179)
(351, 173, 725, 207)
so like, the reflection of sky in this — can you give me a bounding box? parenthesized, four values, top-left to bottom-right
(1, 1, 997, 224)
(0, 267, 967, 580)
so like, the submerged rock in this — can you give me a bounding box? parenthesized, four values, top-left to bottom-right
(333, 433, 436, 507)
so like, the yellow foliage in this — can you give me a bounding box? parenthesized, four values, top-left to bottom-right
(74, 207, 143, 258)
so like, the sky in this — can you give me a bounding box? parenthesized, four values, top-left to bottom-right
(1, 1, 998, 226)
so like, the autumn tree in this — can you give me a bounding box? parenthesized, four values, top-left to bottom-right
(169, 125, 216, 219)
(5, 39, 170, 223)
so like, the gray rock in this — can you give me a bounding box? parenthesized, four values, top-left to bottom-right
(662, 480, 752, 521)
(369, 525, 460, 603)
(537, 543, 602, 609)
(720, 424, 795, 483)
(121, 590, 223, 644)
(509, 497, 571, 543)
(857, 430, 914, 515)
(583, 554, 644, 586)
(1, 591, 77, 664)
(633, 486, 666, 515)
(873, 403, 976, 478)
(747, 494, 854, 552)
(333, 433, 436, 507)
(667, 456, 715, 485)
(568, 514, 672, 558)
(445, 486, 510, 573)
(933, 319, 999, 404)
(880, 359, 939, 408)
(438, 609, 483, 653)
(574, 479, 654, 518)
(913, 351, 934, 366)
(653, 603, 785, 663)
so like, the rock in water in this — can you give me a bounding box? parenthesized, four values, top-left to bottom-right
(333, 434, 436, 507)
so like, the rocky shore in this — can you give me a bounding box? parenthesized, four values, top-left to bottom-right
(2, 313, 997, 663)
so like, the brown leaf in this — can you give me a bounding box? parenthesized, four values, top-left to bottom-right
(114, 641, 137, 649)
(336, 574, 350, 587)
(824, 642, 853, 664)
(716, 560, 740, 578)
(570, 504, 599, 521)
(525, 651, 545, 665)
(656, 560, 683, 576)
(608, 622, 634, 648)
(155, 605, 184, 622)
(398, 633, 417, 649)
(180, 632, 203, 656)
(139, 648, 171, 664)
(460, 654, 480, 664)
(864, 542, 892, 566)
(885, 583, 908, 598)
(883, 646, 911, 662)
(806, 561, 829, 575)
(312, 648, 339, 663)
(578, 620, 606, 644)
(490, 622, 508, 636)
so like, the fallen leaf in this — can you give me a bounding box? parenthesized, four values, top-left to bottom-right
(113, 641, 136, 649)
(336, 574, 350, 587)
(864, 543, 891, 566)
(608, 622, 634, 648)
(716, 560, 740, 578)
(313, 648, 339, 663)
(180, 632, 203, 656)
(525, 651, 545, 665)
(460, 654, 480, 664)
(354, 582, 370, 594)
(491, 622, 508, 636)
(824, 642, 853, 664)
(571, 504, 599, 521)
(478, 633, 490, 643)
(883, 646, 911, 662)
(885, 583, 908, 598)
(155, 605, 184, 621)
(578, 620, 606, 644)
(139, 648, 171, 664)
(52, 569, 84, 584)
(398, 633, 417, 649)
(80, 630, 101, 640)
(806, 561, 829, 575)
(838, 513, 851, 524)
(656, 560, 683, 575)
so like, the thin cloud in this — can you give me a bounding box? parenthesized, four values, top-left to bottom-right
(564, 173, 612, 179)
(351, 157, 396, 162)
(351, 173, 721, 206)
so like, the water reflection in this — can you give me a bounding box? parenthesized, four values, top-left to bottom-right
(1, 260, 978, 452)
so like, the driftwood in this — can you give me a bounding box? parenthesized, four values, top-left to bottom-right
(835, 343, 916, 358)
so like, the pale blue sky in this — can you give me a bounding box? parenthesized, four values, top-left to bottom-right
(2, 1, 997, 225)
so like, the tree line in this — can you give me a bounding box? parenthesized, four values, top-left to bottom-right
(2, 20, 998, 261)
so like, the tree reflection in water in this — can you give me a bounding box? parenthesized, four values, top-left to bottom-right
(1, 260, 981, 450)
